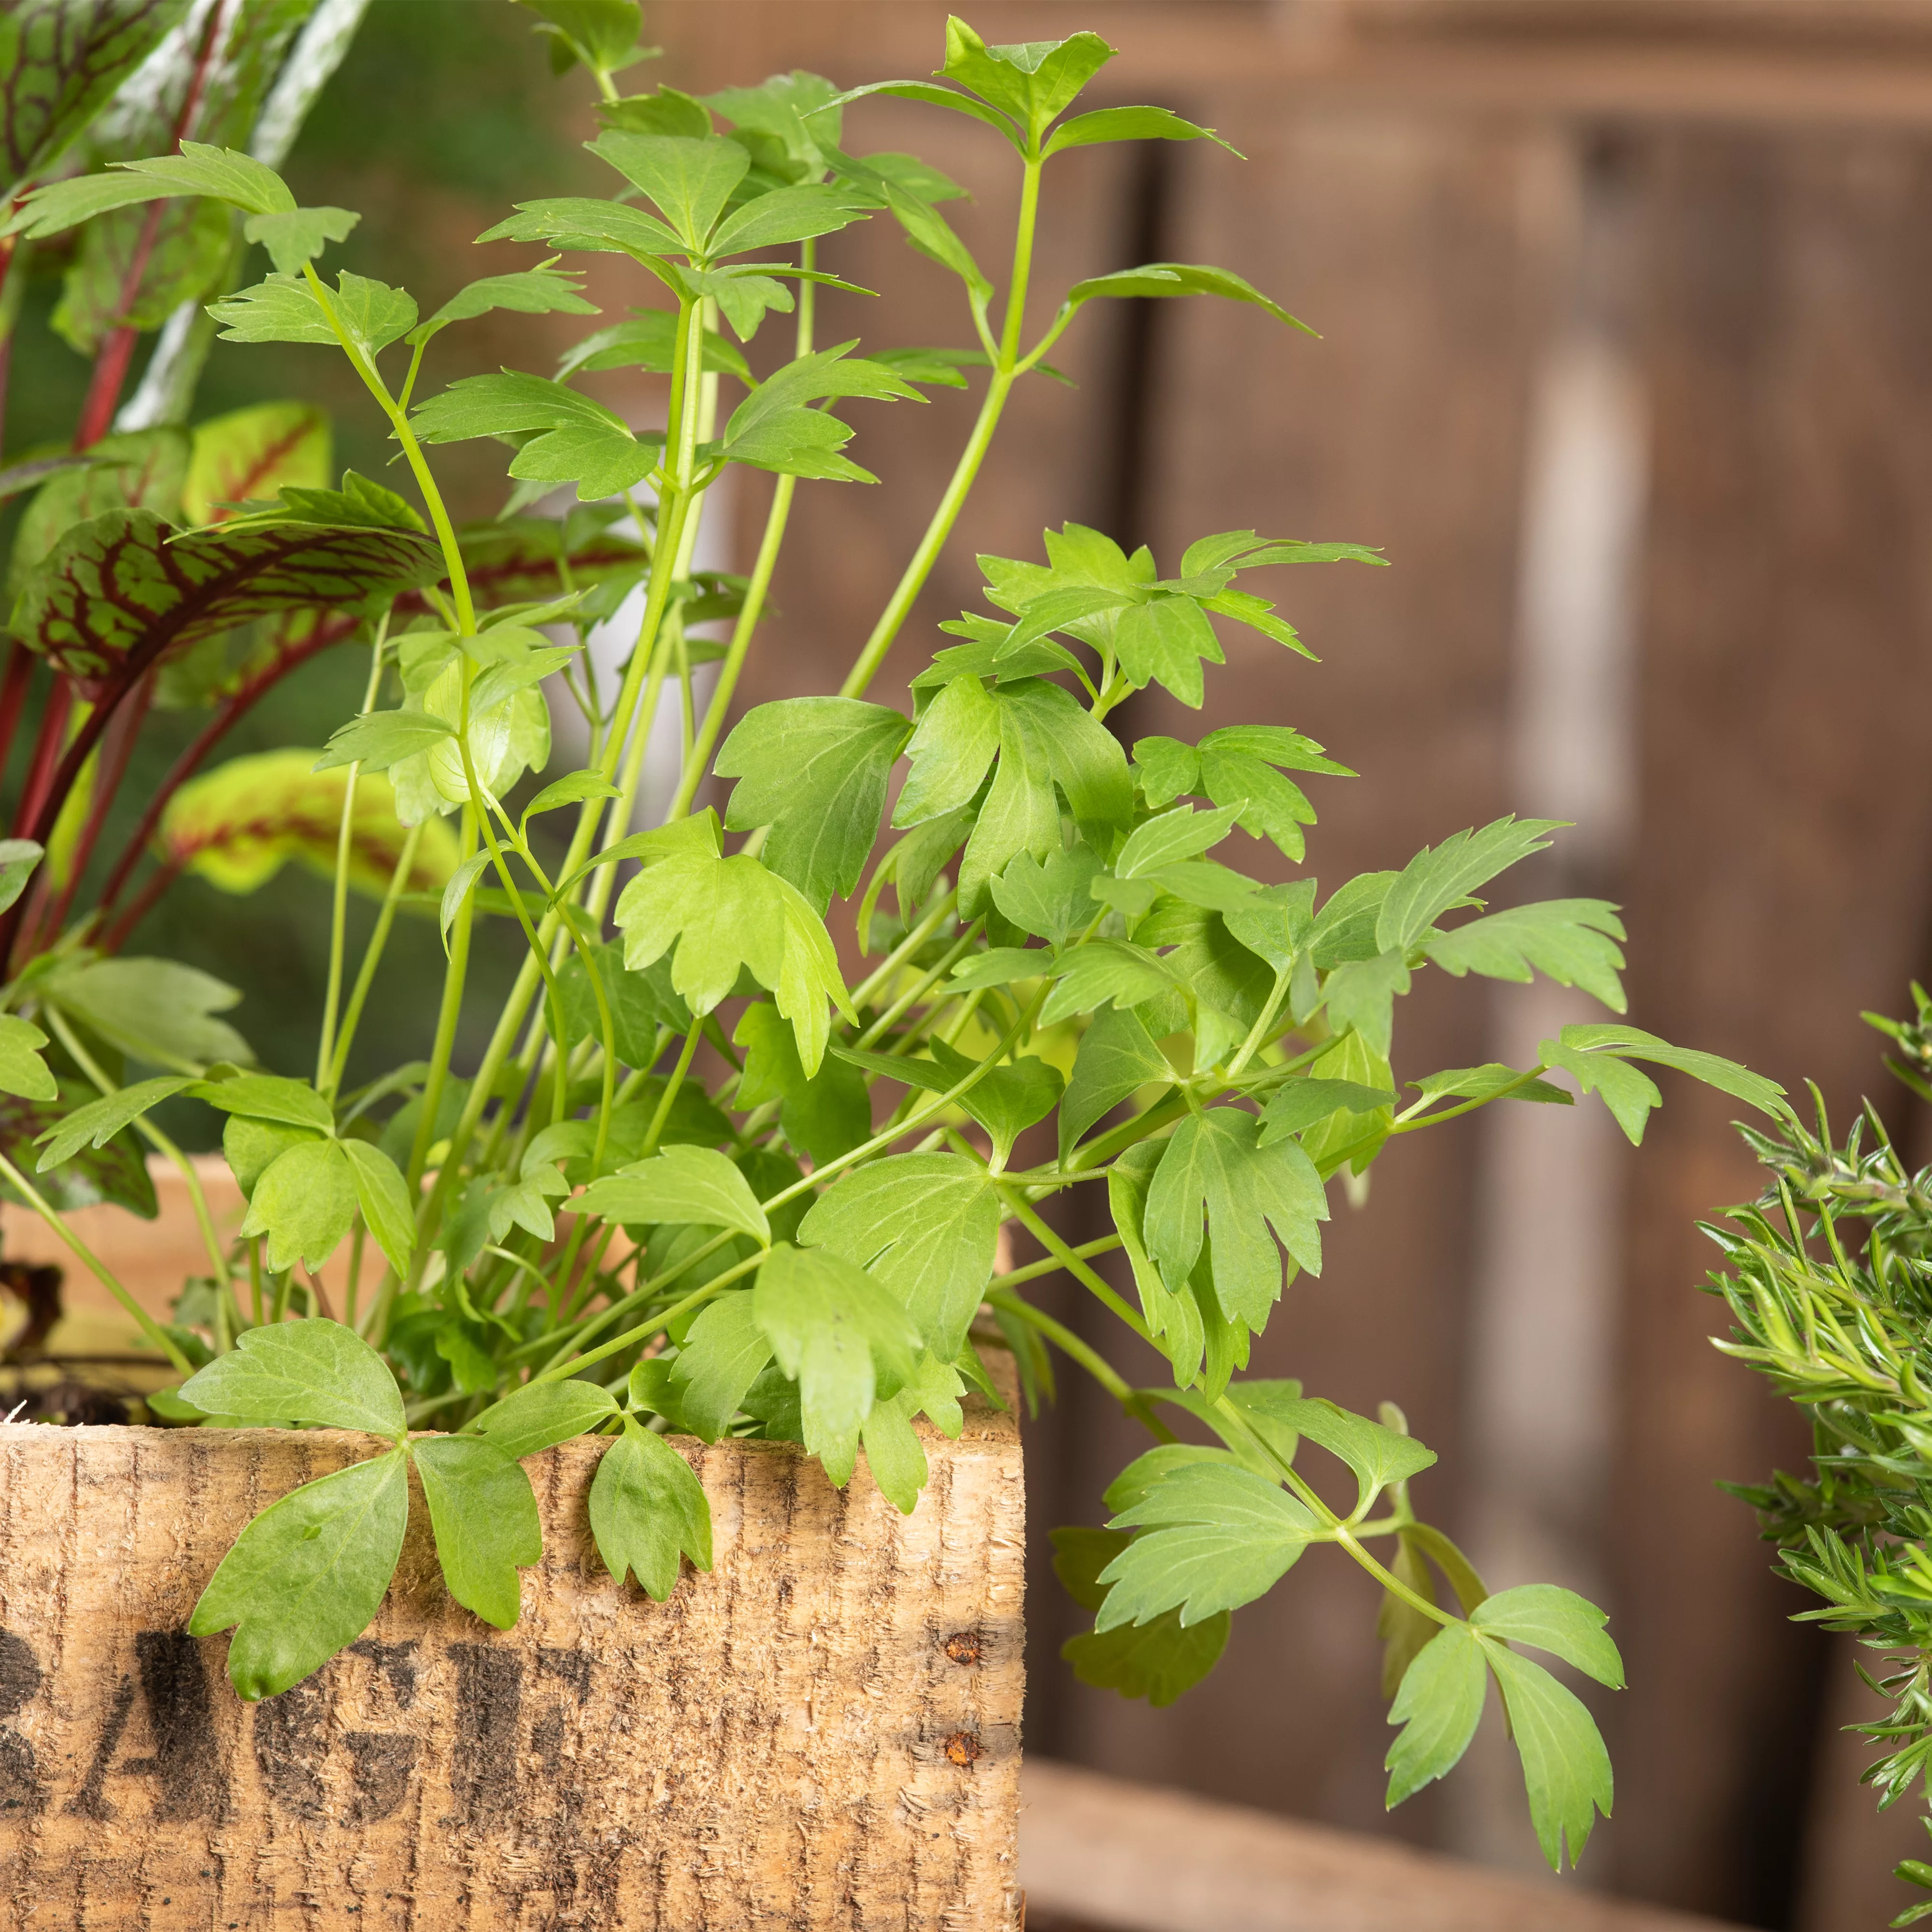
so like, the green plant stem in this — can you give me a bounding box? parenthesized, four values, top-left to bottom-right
(999, 1187, 1149, 1342)
(43, 1006, 231, 1293)
(983, 1285, 1170, 1437)
(317, 611, 391, 1095)
(0, 1150, 191, 1373)
(838, 156, 1043, 702)
(850, 888, 959, 1010)
(988, 1235, 1121, 1292)
(642, 1020, 702, 1158)
(327, 822, 422, 1092)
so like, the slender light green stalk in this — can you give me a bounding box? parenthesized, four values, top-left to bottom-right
(406, 806, 479, 1194)
(43, 1006, 232, 1295)
(0, 1150, 192, 1374)
(327, 822, 422, 1093)
(317, 611, 391, 1095)
(838, 155, 1043, 701)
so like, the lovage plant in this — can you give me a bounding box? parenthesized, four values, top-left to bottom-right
(0, 5, 1788, 1871)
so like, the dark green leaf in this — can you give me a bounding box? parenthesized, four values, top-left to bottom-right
(1052, 1526, 1229, 1707)
(1060, 1004, 1168, 1163)
(412, 1435, 541, 1629)
(0, 1087, 155, 1217)
(187, 1448, 408, 1700)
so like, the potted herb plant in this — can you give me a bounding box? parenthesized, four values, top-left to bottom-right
(0, 5, 1789, 1923)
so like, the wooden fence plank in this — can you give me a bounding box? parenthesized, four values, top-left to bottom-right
(1614, 125, 1932, 1924)
(1018, 1759, 1741, 1932)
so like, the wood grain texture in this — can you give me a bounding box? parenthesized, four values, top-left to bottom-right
(1017, 1759, 1744, 1932)
(1613, 127, 1932, 1924)
(0, 1406, 1023, 1930)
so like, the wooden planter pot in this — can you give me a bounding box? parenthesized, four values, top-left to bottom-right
(0, 1171, 1026, 1930)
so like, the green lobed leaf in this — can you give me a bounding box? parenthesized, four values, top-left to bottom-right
(1407, 1063, 1575, 1111)
(799, 1151, 997, 1361)
(1061, 262, 1314, 336)
(411, 260, 599, 343)
(34, 1074, 194, 1170)
(667, 1290, 773, 1441)
(1481, 1642, 1614, 1871)
(341, 1139, 416, 1275)
(1100, 1462, 1319, 1628)
(939, 17, 1114, 134)
(1060, 1004, 1169, 1164)
(187, 1449, 409, 1700)
(1052, 1526, 1230, 1707)
(753, 1242, 921, 1485)
(1385, 1622, 1486, 1807)
(588, 1417, 713, 1598)
(1541, 1022, 1787, 1147)
(717, 697, 911, 913)
(576, 1144, 770, 1244)
(0, 839, 42, 914)
(239, 1138, 357, 1274)
(187, 1071, 332, 1131)
(412, 1435, 541, 1629)
(42, 955, 249, 1069)
(1375, 817, 1563, 957)
(1427, 900, 1628, 1013)
(1250, 1395, 1436, 1515)
(1472, 1585, 1624, 1689)
(613, 812, 850, 1075)
(587, 129, 749, 249)
(471, 1378, 619, 1459)
(0, 1016, 56, 1102)
(1145, 1108, 1326, 1329)
(895, 672, 999, 826)
(733, 1002, 871, 1167)
(1044, 104, 1236, 158)
(179, 1318, 404, 1436)
(1257, 1077, 1396, 1148)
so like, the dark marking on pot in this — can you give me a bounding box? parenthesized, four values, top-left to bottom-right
(530, 1702, 565, 1775)
(343, 1731, 418, 1823)
(941, 1630, 982, 1666)
(0, 1630, 42, 1719)
(941, 1731, 982, 1768)
(253, 1670, 330, 1819)
(67, 1674, 135, 1820)
(537, 1648, 589, 1702)
(349, 1638, 419, 1709)
(450, 1644, 520, 1825)
(0, 1630, 43, 1816)
(127, 1632, 223, 1821)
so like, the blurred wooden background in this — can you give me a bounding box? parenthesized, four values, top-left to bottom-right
(628, 5, 1932, 1927)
